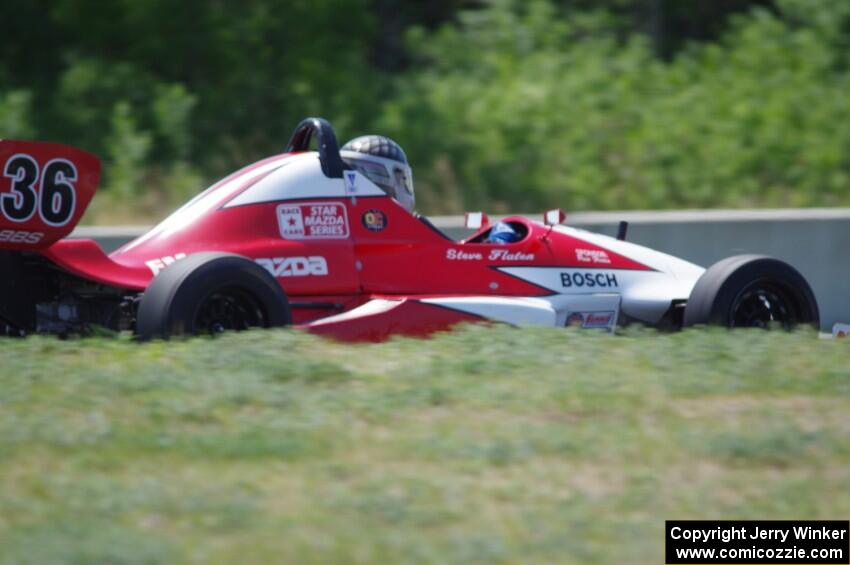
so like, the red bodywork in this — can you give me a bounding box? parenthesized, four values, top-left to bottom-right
(1, 136, 661, 341)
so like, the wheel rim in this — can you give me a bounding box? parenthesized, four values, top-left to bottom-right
(730, 281, 798, 328)
(194, 287, 266, 334)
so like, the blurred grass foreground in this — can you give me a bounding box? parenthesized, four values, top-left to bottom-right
(4, 0, 850, 220)
(0, 326, 849, 564)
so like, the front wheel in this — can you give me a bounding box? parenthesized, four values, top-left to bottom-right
(136, 252, 291, 340)
(683, 254, 819, 330)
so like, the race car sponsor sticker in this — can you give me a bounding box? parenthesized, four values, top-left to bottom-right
(499, 266, 659, 294)
(361, 209, 387, 232)
(277, 202, 349, 239)
(582, 311, 615, 329)
(566, 312, 584, 326)
(575, 248, 611, 264)
(344, 170, 357, 194)
(561, 271, 619, 288)
(256, 256, 328, 277)
(0, 229, 43, 245)
(146, 253, 187, 275)
(566, 311, 616, 330)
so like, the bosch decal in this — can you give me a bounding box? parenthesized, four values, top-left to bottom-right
(561, 271, 619, 288)
(277, 202, 349, 239)
(256, 256, 328, 277)
(361, 209, 387, 232)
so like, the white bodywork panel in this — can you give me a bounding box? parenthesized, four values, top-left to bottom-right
(493, 224, 706, 324)
(498, 266, 695, 324)
(557, 226, 705, 323)
(308, 299, 401, 326)
(421, 294, 621, 330)
(554, 225, 705, 281)
(307, 295, 622, 332)
(225, 153, 383, 208)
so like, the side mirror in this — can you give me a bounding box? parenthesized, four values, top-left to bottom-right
(465, 211, 489, 230)
(544, 209, 565, 226)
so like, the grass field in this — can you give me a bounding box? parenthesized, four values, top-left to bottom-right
(0, 326, 849, 564)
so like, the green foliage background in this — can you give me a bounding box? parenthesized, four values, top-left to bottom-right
(2, 0, 850, 218)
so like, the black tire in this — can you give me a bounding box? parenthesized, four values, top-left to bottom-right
(136, 252, 291, 340)
(683, 254, 819, 329)
(0, 251, 35, 334)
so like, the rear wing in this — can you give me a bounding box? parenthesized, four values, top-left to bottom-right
(0, 140, 100, 250)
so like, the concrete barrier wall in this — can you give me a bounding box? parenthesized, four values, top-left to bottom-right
(72, 208, 850, 331)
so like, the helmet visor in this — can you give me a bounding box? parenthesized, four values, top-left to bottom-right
(351, 158, 396, 198)
(342, 152, 415, 212)
(393, 164, 414, 197)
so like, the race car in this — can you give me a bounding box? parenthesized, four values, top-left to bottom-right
(0, 117, 820, 341)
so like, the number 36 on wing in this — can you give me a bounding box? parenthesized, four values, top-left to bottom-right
(0, 140, 99, 250)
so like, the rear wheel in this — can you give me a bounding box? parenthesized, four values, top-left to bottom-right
(683, 254, 819, 330)
(136, 252, 291, 340)
(0, 251, 35, 335)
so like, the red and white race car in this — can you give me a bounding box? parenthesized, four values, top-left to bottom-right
(0, 118, 819, 340)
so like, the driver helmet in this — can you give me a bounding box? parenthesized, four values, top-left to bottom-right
(341, 135, 415, 212)
(485, 221, 522, 244)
